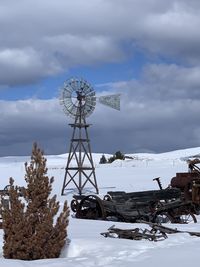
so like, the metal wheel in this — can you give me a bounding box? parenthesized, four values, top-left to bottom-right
(70, 199, 79, 212)
(103, 194, 112, 201)
(153, 212, 173, 223)
(60, 77, 96, 119)
(154, 210, 197, 224)
(76, 195, 105, 220)
(175, 213, 197, 224)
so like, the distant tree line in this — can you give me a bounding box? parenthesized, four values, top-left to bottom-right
(99, 151, 125, 164)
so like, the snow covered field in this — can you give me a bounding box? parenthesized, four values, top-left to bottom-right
(0, 147, 200, 266)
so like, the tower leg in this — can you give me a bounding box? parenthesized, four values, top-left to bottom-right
(61, 119, 99, 195)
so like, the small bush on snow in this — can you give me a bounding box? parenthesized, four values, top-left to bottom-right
(0, 143, 70, 260)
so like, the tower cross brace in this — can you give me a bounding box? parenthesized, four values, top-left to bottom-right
(61, 97, 99, 195)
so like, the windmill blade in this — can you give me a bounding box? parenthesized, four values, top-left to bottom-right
(98, 94, 120, 111)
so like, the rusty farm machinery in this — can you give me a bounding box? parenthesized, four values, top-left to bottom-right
(71, 159, 200, 224)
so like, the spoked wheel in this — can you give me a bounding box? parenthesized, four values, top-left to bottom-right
(175, 213, 197, 224)
(70, 199, 79, 212)
(153, 212, 174, 224)
(76, 195, 106, 220)
(103, 194, 112, 201)
(154, 210, 197, 224)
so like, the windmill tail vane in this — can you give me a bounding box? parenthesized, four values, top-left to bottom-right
(98, 94, 120, 111)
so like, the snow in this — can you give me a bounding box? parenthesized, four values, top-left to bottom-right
(0, 147, 200, 266)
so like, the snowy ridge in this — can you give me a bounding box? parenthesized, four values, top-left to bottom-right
(128, 146, 200, 161)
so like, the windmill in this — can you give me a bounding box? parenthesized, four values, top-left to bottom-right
(60, 77, 120, 195)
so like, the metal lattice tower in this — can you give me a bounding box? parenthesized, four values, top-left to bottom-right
(60, 77, 120, 195)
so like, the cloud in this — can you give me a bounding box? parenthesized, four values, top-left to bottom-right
(0, 48, 55, 85)
(1, 63, 200, 156)
(1, 1, 200, 155)
(1, 0, 200, 85)
(0, 98, 66, 155)
(44, 34, 124, 66)
(93, 63, 200, 153)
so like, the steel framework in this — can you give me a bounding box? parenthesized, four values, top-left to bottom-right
(61, 90, 98, 195)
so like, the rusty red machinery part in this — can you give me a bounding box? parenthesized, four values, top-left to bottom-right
(170, 159, 200, 203)
(171, 173, 199, 190)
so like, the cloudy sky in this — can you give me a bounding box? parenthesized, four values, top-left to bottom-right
(1, 0, 200, 156)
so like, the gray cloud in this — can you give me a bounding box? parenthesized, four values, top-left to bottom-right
(1, 0, 200, 85)
(93, 63, 200, 153)
(1, 1, 200, 155)
(1, 63, 200, 156)
(0, 98, 69, 155)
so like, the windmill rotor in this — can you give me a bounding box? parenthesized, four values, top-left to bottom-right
(60, 77, 96, 119)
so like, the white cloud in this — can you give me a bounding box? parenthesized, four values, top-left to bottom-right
(1, 0, 200, 85)
(1, 1, 200, 154)
(44, 34, 123, 66)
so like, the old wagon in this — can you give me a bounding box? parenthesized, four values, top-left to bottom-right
(71, 187, 198, 224)
(71, 159, 200, 224)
